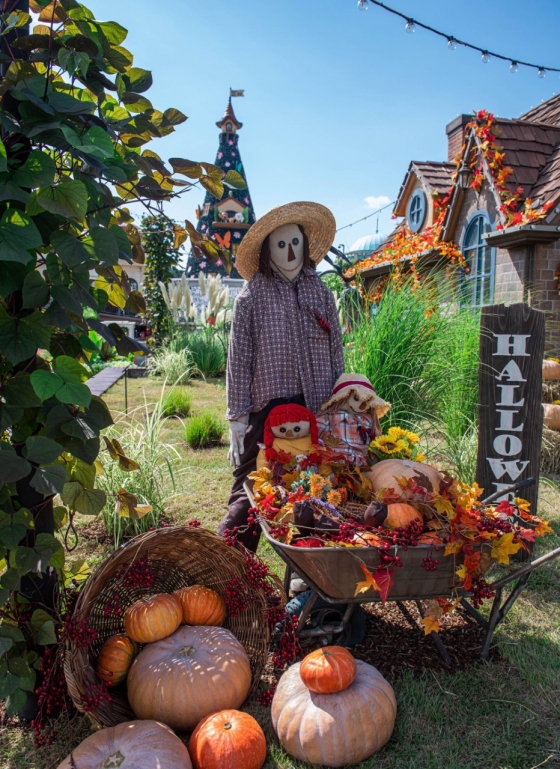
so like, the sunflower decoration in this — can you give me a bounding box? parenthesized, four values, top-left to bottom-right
(369, 427, 425, 462)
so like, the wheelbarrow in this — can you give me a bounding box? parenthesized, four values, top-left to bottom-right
(246, 479, 560, 664)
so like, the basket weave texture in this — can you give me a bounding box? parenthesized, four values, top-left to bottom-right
(64, 525, 281, 728)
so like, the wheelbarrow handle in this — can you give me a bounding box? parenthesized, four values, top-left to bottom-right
(481, 477, 536, 505)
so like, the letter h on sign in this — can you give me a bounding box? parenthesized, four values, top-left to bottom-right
(476, 303, 544, 519)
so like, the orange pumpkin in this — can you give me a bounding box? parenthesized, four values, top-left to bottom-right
(417, 531, 443, 546)
(352, 531, 385, 548)
(189, 710, 266, 769)
(384, 503, 423, 530)
(174, 584, 226, 626)
(96, 634, 138, 685)
(368, 458, 442, 496)
(300, 646, 357, 694)
(124, 593, 183, 643)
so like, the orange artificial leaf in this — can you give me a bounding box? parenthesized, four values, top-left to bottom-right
(422, 615, 440, 635)
(455, 564, 468, 581)
(444, 540, 463, 556)
(354, 563, 381, 596)
(535, 519, 553, 536)
(433, 495, 456, 519)
(490, 532, 522, 564)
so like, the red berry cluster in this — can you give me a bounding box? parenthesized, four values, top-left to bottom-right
(272, 615, 301, 668)
(476, 518, 513, 534)
(389, 519, 423, 549)
(115, 556, 155, 590)
(269, 524, 289, 540)
(331, 522, 358, 544)
(188, 519, 201, 527)
(31, 648, 71, 747)
(223, 527, 239, 546)
(80, 681, 113, 712)
(64, 616, 98, 647)
(421, 555, 440, 572)
(224, 577, 250, 616)
(103, 593, 124, 618)
(266, 603, 287, 631)
(255, 685, 276, 706)
(244, 552, 273, 594)
(470, 577, 496, 609)
(379, 549, 403, 568)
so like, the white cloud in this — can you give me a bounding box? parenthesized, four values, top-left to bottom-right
(364, 195, 391, 210)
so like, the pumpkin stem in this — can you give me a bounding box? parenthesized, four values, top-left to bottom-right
(224, 722, 232, 730)
(178, 645, 195, 657)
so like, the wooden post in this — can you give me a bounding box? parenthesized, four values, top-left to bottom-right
(476, 303, 545, 519)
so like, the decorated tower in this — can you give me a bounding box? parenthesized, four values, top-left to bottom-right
(187, 96, 256, 279)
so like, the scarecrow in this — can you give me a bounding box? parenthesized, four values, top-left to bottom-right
(256, 404, 319, 471)
(317, 373, 390, 467)
(218, 201, 344, 549)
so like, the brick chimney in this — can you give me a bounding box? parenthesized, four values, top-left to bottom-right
(446, 114, 472, 162)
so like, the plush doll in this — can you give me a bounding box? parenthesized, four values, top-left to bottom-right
(256, 404, 319, 470)
(317, 373, 390, 467)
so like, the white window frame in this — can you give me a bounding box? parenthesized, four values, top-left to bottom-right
(407, 189, 427, 232)
(460, 210, 496, 307)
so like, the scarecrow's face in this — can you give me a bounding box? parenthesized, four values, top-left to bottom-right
(341, 392, 369, 415)
(269, 223, 304, 280)
(271, 420, 311, 440)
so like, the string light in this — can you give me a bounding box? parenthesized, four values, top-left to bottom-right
(335, 200, 395, 234)
(359, 0, 560, 76)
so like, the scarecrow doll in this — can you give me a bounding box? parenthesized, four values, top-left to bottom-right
(218, 201, 344, 550)
(256, 403, 319, 471)
(317, 373, 390, 467)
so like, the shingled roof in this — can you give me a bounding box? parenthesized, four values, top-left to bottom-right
(519, 94, 560, 127)
(394, 160, 454, 216)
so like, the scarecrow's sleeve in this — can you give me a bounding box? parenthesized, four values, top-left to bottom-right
(326, 288, 345, 380)
(226, 292, 254, 420)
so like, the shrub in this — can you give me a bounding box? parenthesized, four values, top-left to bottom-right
(167, 328, 227, 377)
(97, 398, 181, 548)
(148, 348, 194, 384)
(185, 412, 225, 449)
(162, 388, 192, 418)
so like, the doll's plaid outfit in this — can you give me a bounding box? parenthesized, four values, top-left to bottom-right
(226, 268, 344, 420)
(316, 412, 378, 466)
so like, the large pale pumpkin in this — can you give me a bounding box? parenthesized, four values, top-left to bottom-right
(368, 458, 442, 496)
(272, 659, 396, 767)
(189, 710, 267, 769)
(96, 634, 138, 685)
(124, 593, 182, 643)
(174, 584, 226, 626)
(543, 359, 560, 380)
(543, 403, 560, 431)
(56, 720, 192, 769)
(127, 625, 252, 731)
(300, 646, 356, 694)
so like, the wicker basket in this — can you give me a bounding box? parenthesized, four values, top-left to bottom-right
(64, 525, 282, 728)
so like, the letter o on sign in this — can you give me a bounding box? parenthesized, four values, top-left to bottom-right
(493, 434, 523, 456)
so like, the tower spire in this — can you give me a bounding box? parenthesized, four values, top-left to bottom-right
(216, 96, 243, 133)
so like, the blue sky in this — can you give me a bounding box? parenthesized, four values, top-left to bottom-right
(91, 0, 560, 258)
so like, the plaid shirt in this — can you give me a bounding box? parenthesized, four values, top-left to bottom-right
(316, 412, 379, 466)
(226, 268, 344, 420)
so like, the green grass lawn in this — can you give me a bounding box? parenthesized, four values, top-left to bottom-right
(1, 376, 559, 769)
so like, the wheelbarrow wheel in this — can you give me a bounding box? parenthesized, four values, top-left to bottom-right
(284, 589, 366, 648)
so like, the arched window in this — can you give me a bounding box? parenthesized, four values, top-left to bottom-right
(407, 189, 427, 233)
(128, 278, 138, 292)
(226, 121, 232, 132)
(461, 212, 495, 306)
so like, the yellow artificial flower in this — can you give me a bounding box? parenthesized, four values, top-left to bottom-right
(370, 436, 408, 455)
(309, 473, 328, 498)
(327, 489, 343, 507)
(406, 431, 421, 444)
(415, 453, 426, 462)
(387, 426, 408, 439)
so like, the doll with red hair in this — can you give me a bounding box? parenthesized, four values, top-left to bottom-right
(256, 404, 319, 470)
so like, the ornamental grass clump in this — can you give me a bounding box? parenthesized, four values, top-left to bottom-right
(148, 348, 195, 384)
(161, 388, 192, 418)
(185, 412, 225, 449)
(167, 327, 227, 378)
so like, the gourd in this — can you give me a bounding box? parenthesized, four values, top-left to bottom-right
(174, 585, 226, 626)
(417, 531, 443, 545)
(368, 458, 442, 496)
(272, 659, 397, 767)
(127, 625, 252, 731)
(189, 710, 267, 769)
(124, 593, 183, 643)
(95, 634, 138, 685)
(543, 403, 560, 431)
(299, 646, 357, 693)
(385, 503, 423, 530)
(542, 359, 560, 380)
(56, 720, 192, 769)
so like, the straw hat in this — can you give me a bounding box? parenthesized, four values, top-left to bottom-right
(320, 373, 391, 417)
(235, 201, 336, 281)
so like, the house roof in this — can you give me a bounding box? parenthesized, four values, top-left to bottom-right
(394, 160, 454, 215)
(216, 97, 243, 130)
(519, 94, 560, 127)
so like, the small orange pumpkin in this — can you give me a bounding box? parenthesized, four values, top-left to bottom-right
(300, 646, 357, 694)
(174, 584, 226, 626)
(417, 531, 443, 545)
(189, 710, 267, 769)
(384, 503, 423, 530)
(96, 634, 138, 685)
(124, 593, 183, 643)
(352, 531, 385, 548)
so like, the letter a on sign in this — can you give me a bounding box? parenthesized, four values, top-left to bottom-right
(476, 304, 544, 520)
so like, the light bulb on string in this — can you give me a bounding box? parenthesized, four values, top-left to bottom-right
(510, 61, 519, 74)
(405, 19, 416, 34)
(481, 51, 490, 64)
(447, 37, 457, 51)
(357, 0, 368, 10)
(538, 67, 546, 79)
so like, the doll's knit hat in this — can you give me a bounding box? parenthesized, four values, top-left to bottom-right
(263, 404, 318, 447)
(320, 373, 391, 417)
(235, 201, 336, 281)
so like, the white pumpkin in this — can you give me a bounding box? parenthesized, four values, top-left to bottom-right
(127, 625, 252, 732)
(543, 359, 560, 380)
(543, 403, 560, 431)
(271, 659, 397, 767)
(57, 720, 192, 769)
